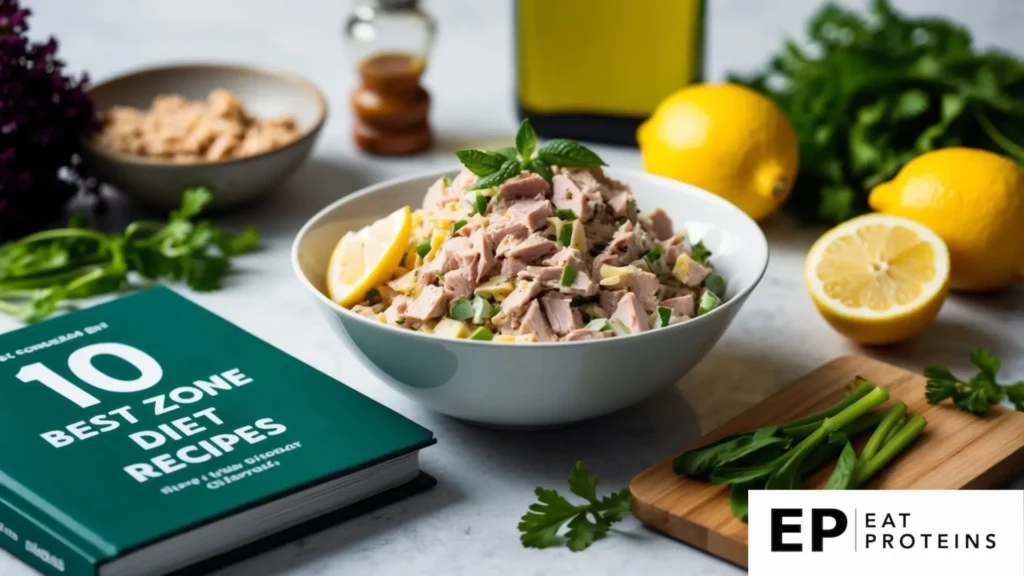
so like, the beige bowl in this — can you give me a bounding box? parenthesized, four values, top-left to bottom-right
(83, 63, 327, 210)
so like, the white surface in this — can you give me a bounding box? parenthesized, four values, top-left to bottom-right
(3, 0, 1022, 574)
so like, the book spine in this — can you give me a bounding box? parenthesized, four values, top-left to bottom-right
(0, 494, 97, 576)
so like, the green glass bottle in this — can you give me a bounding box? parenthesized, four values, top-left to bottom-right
(516, 0, 706, 146)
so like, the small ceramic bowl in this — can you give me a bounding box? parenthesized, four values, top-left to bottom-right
(292, 168, 769, 428)
(83, 63, 327, 210)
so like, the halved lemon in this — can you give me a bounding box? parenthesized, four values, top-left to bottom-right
(327, 206, 412, 308)
(805, 214, 950, 345)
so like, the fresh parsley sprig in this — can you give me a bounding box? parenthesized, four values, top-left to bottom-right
(518, 461, 631, 552)
(924, 348, 1024, 414)
(456, 119, 607, 191)
(0, 188, 259, 323)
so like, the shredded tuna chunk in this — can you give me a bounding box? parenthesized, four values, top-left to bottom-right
(498, 172, 551, 201)
(540, 292, 581, 336)
(353, 161, 725, 340)
(518, 300, 556, 342)
(611, 292, 649, 334)
(404, 286, 448, 323)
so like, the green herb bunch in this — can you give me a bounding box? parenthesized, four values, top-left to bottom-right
(456, 119, 606, 190)
(675, 379, 927, 521)
(518, 462, 631, 552)
(925, 348, 1024, 415)
(0, 188, 258, 322)
(733, 0, 1024, 224)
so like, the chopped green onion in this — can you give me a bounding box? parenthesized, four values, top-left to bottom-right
(366, 288, 381, 304)
(452, 220, 468, 234)
(654, 306, 672, 328)
(692, 240, 712, 265)
(643, 246, 664, 273)
(473, 192, 489, 215)
(557, 224, 573, 247)
(560, 265, 577, 287)
(705, 272, 725, 297)
(471, 295, 492, 324)
(554, 208, 578, 221)
(585, 318, 611, 331)
(415, 239, 432, 258)
(697, 289, 722, 316)
(469, 326, 494, 341)
(442, 175, 452, 187)
(610, 318, 631, 335)
(396, 317, 405, 325)
(450, 298, 474, 321)
(490, 304, 502, 318)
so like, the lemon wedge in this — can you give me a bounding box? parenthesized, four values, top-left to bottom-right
(804, 214, 950, 345)
(327, 206, 412, 308)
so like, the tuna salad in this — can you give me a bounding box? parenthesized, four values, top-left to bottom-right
(350, 129, 725, 342)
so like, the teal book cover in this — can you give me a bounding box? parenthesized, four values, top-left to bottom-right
(0, 287, 436, 575)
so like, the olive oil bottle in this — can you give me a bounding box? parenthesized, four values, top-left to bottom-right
(516, 0, 705, 145)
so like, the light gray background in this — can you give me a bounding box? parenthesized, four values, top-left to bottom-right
(3, 1, 1022, 574)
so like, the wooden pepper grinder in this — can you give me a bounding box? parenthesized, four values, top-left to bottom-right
(345, 0, 435, 156)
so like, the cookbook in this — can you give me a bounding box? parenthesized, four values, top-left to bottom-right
(0, 287, 436, 576)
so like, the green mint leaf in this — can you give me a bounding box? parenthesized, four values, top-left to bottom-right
(537, 139, 607, 168)
(526, 157, 553, 184)
(469, 159, 521, 191)
(516, 118, 538, 161)
(455, 149, 508, 177)
(496, 147, 519, 161)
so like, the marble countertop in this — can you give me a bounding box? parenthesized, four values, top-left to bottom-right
(4, 1, 1023, 574)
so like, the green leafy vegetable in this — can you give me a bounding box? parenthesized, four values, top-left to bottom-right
(516, 118, 537, 162)
(824, 442, 857, 490)
(415, 239, 432, 258)
(691, 241, 712, 265)
(924, 348, 1024, 415)
(0, 188, 258, 322)
(470, 160, 520, 192)
(518, 462, 631, 552)
(449, 298, 474, 321)
(560, 265, 576, 287)
(729, 483, 752, 522)
(732, 0, 1024, 224)
(456, 121, 605, 190)
(455, 149, 507, 177)
(537, 139, 607, 168)
(643, 246, 663, 273)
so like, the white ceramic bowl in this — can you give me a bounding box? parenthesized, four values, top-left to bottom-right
(292, 168, 768, 428)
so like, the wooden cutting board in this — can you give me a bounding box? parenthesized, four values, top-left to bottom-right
(630, 355, 1024, 568)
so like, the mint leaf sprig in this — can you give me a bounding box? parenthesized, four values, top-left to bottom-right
(456, 119, 607, 191)
(518, 461, 631, 552)
(924, 348, 1024, 415)
(0, 188, 259, 323)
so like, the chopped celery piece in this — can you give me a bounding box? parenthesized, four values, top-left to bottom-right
(697, 290, 722, 316)
(654, 306, 672, 328)
(560, 265, 577, 287)
(450, 298, 474, 321)
(585, 319, 611, 331)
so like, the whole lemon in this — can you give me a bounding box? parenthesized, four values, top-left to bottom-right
(868, 147, 1024, 291)
(637, 83, 798, 221)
